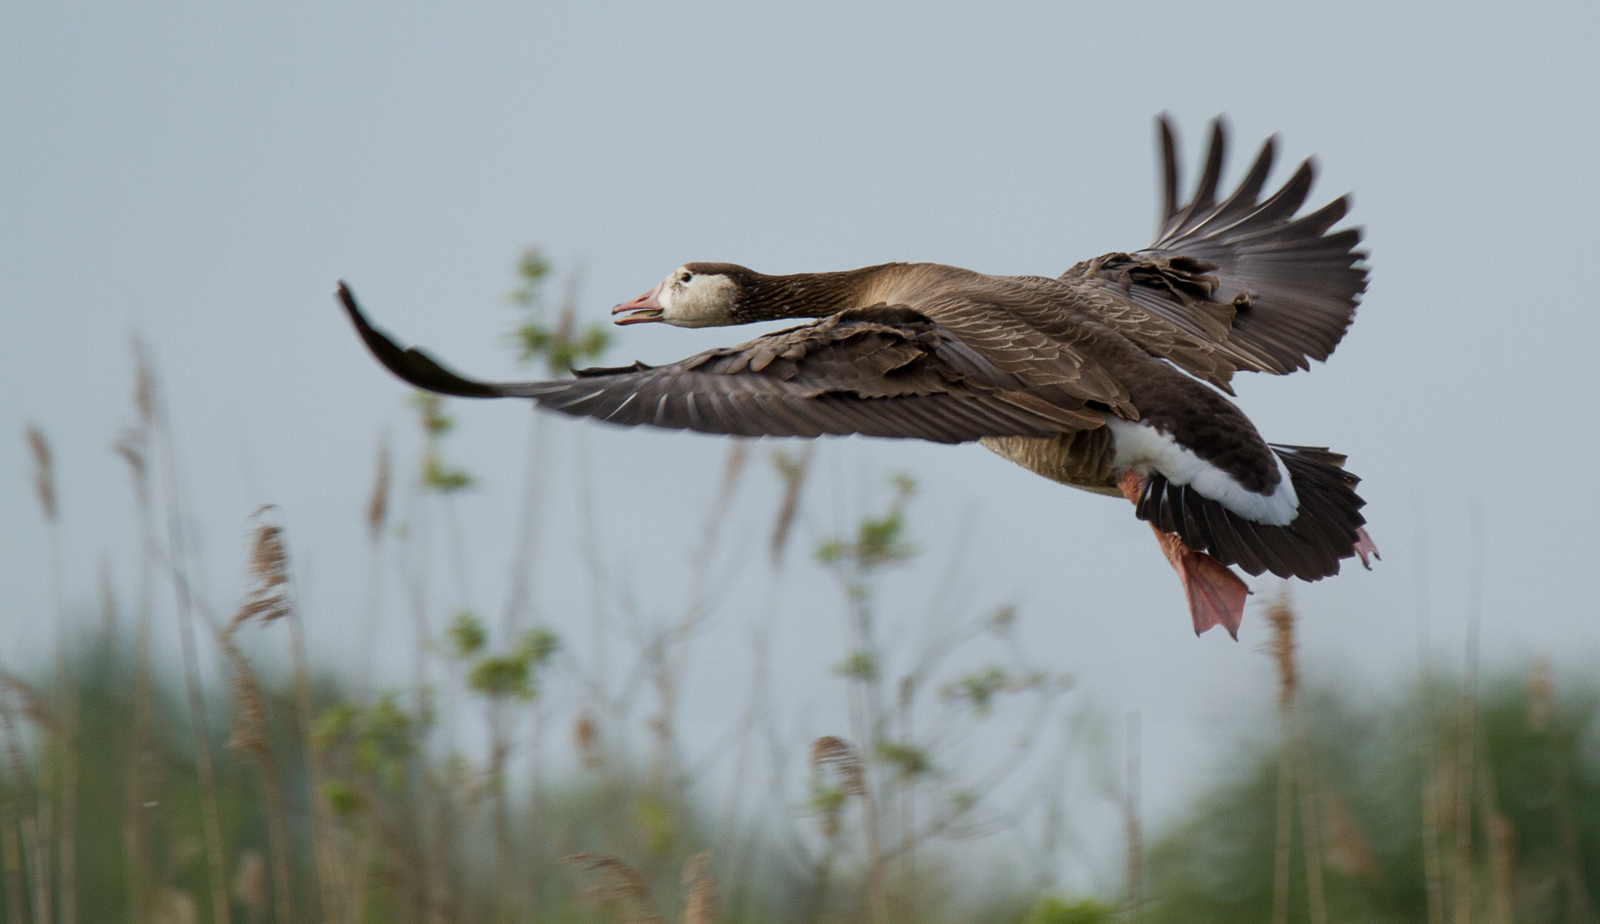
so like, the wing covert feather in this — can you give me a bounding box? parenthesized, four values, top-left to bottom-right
(1061, 116, 1368, 383)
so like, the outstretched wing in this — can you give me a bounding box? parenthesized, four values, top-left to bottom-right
(1063, 115, 1368, 382)
(338, 283, 1100, 443)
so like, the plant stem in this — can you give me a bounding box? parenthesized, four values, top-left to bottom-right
(1272, 709, 1294, 924)
(1126, 712, 1142, 924)
(1, 783, 25, 924)
(1453, 505, 1483, 924)
(127, 448, 158, 924)
(1294, 724, 1328, 924)
(1415, 497, 1447, 924)
(151, 363, 233, 924)
(290, 600, 343, 924)
(43, 498, 77, 924)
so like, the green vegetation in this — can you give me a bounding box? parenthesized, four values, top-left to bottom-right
(8, 249, 1597, 924)
(1147, 668, 1600, 924)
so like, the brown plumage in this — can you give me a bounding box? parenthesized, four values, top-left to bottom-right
(338, 115, 1376, 636)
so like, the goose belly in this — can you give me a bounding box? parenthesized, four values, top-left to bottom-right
(979, 432, 1123, 497)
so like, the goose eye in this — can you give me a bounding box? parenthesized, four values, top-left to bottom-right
(679, 272, 692, 284)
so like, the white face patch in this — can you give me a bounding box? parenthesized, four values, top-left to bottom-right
(658, 267, 738, 328)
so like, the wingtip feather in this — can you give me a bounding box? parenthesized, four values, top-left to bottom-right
(1158, 114, 1180, 226)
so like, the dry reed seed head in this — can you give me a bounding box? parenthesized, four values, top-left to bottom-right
(235, 512, 291, 626)
(1527, 657, 1553, 731)
(810, 735, 866, 796)
(575, 712, 601, 769)
(563, 853, 660, 922)
(131, 339, 156, 426)
(249, 522, 289, 591)
(679, 852, 715, 924)
(0, 672, 57, 730)
(157, 887, 198, 924)
(1265, 593, 1298, 708)
(223, 640, 274, 759)
(367, 438, 391, 542)
(231, 849, 268, 917)
(114, 432, 147, 484)
(1321, 791, 1380, 880)
(25, 425, 56, 522)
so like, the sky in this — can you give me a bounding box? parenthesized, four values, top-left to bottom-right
(4, 0, 1599, 890)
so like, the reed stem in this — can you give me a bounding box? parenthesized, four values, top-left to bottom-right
(148, 355, 233, 924)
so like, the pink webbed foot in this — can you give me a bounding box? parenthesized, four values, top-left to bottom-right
(1119, 471, 1250, 638)
(1353, 528, 1380, 569)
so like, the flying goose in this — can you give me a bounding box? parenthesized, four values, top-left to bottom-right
(338, 116, 1376, 638)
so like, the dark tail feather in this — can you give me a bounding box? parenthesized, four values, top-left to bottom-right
(1133, 444, 1375, 582)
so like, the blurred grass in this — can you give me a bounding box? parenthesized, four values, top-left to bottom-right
(21, 637, 1598, 922)
(1147, 669, 1600, 924)
(0, 636, 1113, 923)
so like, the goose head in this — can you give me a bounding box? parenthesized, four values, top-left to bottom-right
(612, 263, 756, 328)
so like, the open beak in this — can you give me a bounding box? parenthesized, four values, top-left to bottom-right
(612, 283, 665, 325)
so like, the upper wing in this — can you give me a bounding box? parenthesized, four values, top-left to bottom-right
(338, 283, 1101, 443)
(1063, 116, 1368, 381)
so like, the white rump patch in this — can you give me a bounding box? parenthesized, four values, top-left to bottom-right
(1105, 417, 1299, 525)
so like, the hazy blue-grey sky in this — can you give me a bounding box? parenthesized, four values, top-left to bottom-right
(5, 0, 1598, 885)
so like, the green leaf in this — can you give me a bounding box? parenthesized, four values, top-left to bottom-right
(947, 665, 1010, 716)
(408, 391, 454, 438)
(514, 323, 554, 364)
(807, 783, 849, 817)
(313, 704, 358, 749)
(321, 779, 361, 818)
(874, 740, 931, 778)
(508, 247, 551, 308)
(636, 796, 676, 857)
(448, 611, 486, 659)
(514, 627, 559, 667)
(467, 656, 533, 700)
(422, 453, 474, 493)
(577, 325, 611, 359)
(832, 650, 879, 682)
(816, 539, 844, 564)
(856, 510, 913, 568)
(1025, 897, 1117, 924)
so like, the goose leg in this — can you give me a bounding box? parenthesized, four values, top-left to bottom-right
(1118, 471, 1249, 639)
